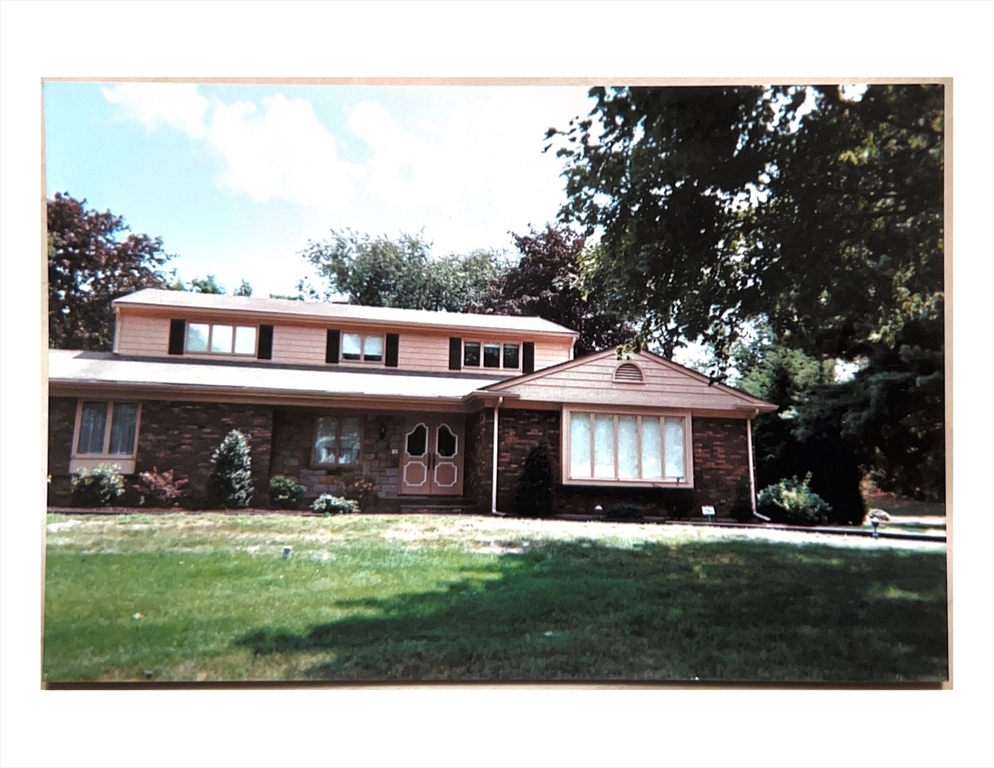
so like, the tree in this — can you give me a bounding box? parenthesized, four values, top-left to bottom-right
(552, 84, 945, 501)
(189, 275, 226, 294)
(205, 430, 253, 509)
(300, 229, 508, 311)
(552, 85, 944, 364)
(471, 225, 635, 357)
(233, 279, 253, 297)
(48, 192, 172, 350)
(514, 440, 556, 518)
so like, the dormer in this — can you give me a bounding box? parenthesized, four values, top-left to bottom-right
(111, 289, 578, 376)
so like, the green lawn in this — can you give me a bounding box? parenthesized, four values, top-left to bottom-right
(43, 513, 948, 683)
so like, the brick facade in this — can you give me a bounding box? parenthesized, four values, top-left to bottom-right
(47, 397, 79, 505)
(269, 408, 404, 510)
(135, 401, 274, 508)
(478, 408, 751, 518)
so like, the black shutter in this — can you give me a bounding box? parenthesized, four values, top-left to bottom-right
(448, 337, 462, 370)
(325, 329, 340, 364)
(385, 333, 399, 367)
(258, 325, 274, 360)
(168, 319, 186, 355)
(522, 341, 535, 374)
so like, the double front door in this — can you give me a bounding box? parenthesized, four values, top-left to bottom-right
(399, 415, 464, 496)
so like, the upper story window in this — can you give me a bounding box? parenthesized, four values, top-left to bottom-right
(342, 332, 384, 362)
(463, 341, 520, 370)
(186, 322, 257, 356)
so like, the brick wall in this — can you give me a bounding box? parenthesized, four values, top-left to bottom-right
(691, 417, 751, 515)
(484, 408, 751, 518)
(135, 401, 273, 508)
(270, 408, 404, 511)
(47, 397, 78, 505)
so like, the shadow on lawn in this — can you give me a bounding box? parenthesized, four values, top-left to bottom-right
(234, 537, 948, 683)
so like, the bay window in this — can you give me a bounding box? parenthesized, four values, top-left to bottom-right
(565, 409, 691, 485)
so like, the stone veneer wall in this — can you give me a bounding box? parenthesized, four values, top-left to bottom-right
(462, 409, 494, 513)
(269, 408, 404, 510)
(489, 409, 751, 517)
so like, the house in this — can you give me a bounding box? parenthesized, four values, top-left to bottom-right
(47, 289, 776, 516)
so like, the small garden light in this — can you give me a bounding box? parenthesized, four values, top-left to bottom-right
(871, 518, 880, 539)
(282, 546, 292, 559)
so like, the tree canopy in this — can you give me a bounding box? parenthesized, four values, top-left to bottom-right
(552, 84, 944, 363)
(48, 192, 172, 350)
(299, 230, 508, 312)
(471, 225, 635, 357)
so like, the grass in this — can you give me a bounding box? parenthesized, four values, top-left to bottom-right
(43, 513, 948, 683)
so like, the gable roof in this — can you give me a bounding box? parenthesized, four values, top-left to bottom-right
(114, 289, 579, 338)
(482, 348, 777, 414)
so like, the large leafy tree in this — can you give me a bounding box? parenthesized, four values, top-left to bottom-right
(552, 84, 944, 363)
(300, 229, 508, 312)
(471, 225, 634, 357)
(48, 192, 173, 350)
(553, 85, 945, 501)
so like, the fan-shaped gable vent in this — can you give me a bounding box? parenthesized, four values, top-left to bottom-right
(614, 363, 644, 383)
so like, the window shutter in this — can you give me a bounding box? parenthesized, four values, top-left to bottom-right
(385, 333, 399, 367)
(448, 337, 462, 370)
(168, 319, 186, 355)
(257, 325, 274, 360)
(522, 341, 535, 374)
(325, 329, 340, 364)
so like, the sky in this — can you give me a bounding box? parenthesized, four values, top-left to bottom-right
(45, 81, 596, 298)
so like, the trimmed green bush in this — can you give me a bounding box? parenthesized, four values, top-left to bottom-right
(71, 463, 126, 507)
(311, 494, 359, 516)
(757, 473, 832, 526)
(729, 476, 755, 523)
(515, 440, 556, 518)
(205, 430, 253, 509)
(604, 503, 645, 521)
(269, 476, 305, 509)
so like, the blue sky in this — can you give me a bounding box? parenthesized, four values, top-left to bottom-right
(45, 82, 595, 297)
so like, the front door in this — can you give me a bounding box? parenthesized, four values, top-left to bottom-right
(399, 415, 464, 496)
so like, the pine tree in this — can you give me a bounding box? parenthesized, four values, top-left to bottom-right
(515, 440, 556, 518)
(205, 430, 253, 509)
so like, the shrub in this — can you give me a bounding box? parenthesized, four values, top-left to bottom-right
(71, 463, 126, 507)
(757, 473, 832, 526)
(133, 468, 189, 508)
(729, 476, 754, 523)
(604, 503, 645, 521)
(666, 490, 695, 520)
(514, 440, 556, 518)
(311, 494, 359, 516)
(205, 430, 253, 509)
(342, 475, 376, 511)
(269, 475, 305, 510)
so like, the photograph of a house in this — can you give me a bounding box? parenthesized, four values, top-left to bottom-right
(39, 80, 948, 688)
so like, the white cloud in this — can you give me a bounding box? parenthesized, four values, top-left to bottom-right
(101, 82, 209, 138)
(102, 84, 359, 210)
(209, 94, 358, 209)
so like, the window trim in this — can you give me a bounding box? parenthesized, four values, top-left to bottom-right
(341, 332, 386, 364)
(462, 339, 522, 371)
(561, 406, 694, 488)
(311, 414, 364, 468)
(70, 399, 142, 473)
(185, 321, 259, 357)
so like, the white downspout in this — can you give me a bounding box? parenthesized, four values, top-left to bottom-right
(491, 396, 504, 516)
(746, 409, 762, 518)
